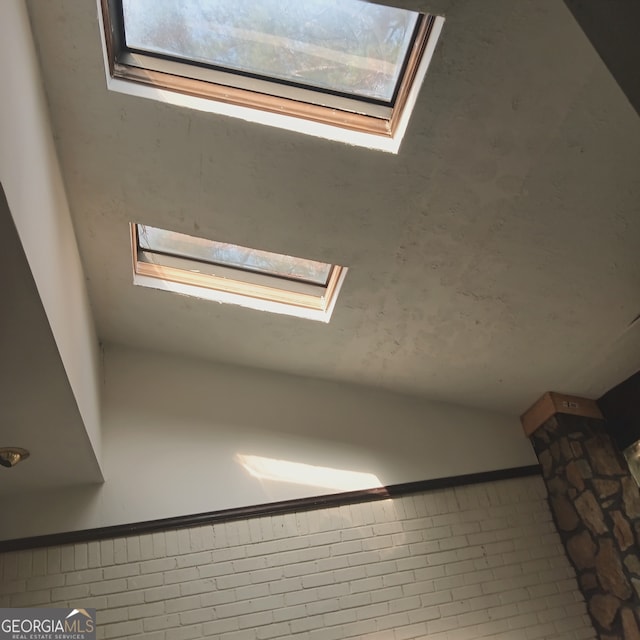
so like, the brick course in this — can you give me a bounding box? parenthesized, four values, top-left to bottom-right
(0, 477, 595, 640)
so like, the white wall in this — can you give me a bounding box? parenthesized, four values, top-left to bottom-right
(0, 1, 102, 471)
(0, 477, 595, 640)
(0, 190, 103, 492)
(0, 345, 536, 541)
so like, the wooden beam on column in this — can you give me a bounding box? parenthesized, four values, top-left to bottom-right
(520, 391, 603, 437)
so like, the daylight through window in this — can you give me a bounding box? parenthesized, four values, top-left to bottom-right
(99, 0, 444, 151)
(122, 0, 418, 104)
(131, 224, 346, 321)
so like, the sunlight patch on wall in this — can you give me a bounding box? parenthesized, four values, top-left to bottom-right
(236, 454, 382, 492)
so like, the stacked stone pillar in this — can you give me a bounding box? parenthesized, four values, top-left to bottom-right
(522, 393, 640, 639)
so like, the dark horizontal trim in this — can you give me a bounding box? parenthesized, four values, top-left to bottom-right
(0, 465, 540, 552)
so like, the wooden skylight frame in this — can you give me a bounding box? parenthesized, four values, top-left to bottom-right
(98, 0, 444, 151)
(130, 224, 347, 322)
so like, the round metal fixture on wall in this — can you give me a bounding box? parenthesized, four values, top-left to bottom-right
(0, 447, 30, 468)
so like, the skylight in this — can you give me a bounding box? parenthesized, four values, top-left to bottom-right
(99, 0, 444, 152)
(131, 224, 346, 322)
(121, 0, 418, 104)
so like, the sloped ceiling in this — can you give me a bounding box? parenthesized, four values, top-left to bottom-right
(25, 0, 640, 415)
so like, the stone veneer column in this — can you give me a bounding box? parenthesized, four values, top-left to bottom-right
(522, 393, 640, 639)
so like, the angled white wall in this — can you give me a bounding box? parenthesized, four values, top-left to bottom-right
(0, 345, 536, 541)
(0, 1, 102, 473)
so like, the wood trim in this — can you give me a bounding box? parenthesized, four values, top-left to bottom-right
(130, 222, 139, 279)
(521, 391, 604, 437)
(388, 15, 434, 134)
(322, 265, 343, 306)
(112, 63, 392, 137)
(99, 0, 116, 77)
(0, 466, 540, 552)
(135, 261, 328, 311)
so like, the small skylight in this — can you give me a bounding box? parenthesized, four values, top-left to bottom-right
(131, 224, 346, 322)
(99, 0, 444, 152)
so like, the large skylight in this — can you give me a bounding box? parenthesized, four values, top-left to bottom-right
(131, 224, 346, 322)
(99, 0, 444, 151)
(121, 0, 419, 104)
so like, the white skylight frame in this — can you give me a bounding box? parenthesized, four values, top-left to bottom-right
(97, 0, 444, 153)
(130, 224, 347, 322)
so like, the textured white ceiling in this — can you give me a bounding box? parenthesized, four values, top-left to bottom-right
(26, 0, 640, 414)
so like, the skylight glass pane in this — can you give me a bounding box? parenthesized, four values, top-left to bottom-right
(121, 0, 419, 103)
(137, 225, 332, 286)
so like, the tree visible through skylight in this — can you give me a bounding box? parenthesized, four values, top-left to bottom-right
(137, 224, 332, 286)
(121, 0, 419, 103)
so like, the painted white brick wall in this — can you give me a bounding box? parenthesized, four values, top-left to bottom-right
(0, 477, 595, 640)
